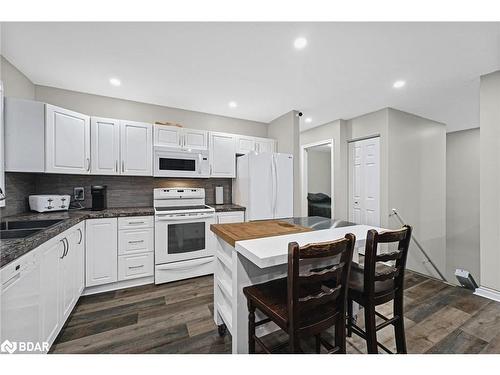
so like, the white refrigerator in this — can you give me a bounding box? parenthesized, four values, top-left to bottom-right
(233, 152, 293, 221)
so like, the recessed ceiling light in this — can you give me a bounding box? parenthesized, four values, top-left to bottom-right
(393, 80, 406, 89)
(305, 117, 312, 123)
(294, 37, 308, 50)
(109, 78, 121, 87)
(228, 101, 237, 108)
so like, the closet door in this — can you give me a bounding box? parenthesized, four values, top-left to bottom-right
(91, 117, 120, 175)
(120, 121, 153, 176)
(45, 105, 90, 174)
(348, 137, 380, 226)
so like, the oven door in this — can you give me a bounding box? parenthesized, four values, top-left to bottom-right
(155, 213, 215, 264)
(154, 149, 208, 178)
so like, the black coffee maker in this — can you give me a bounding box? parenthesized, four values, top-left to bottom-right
(91, 185, 107, 211)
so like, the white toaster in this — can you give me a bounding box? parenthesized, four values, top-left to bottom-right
(29, 195, 71, 213)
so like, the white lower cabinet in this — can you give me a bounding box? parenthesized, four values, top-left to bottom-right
(118, 218, 154, 281)
(216, 211, 245, 224)
(118, 253, 154, 280)
(85, 218, 118, 287)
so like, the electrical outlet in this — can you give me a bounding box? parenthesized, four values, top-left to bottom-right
(74, 187, 85, 201)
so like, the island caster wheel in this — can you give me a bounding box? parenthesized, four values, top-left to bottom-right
(218, 323, 227, 337)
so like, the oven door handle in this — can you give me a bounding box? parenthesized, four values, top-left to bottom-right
(155, 213, 215, 222)
(156, 257, 213, 271)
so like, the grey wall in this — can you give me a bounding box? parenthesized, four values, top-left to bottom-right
(268, 110, 301, 216)
(1, 173, 36, 216)
(35, 85, 267, 137)
(0, 55, 35, 99)
(480, 70, 500, 292)
(446, 128, 480, 285)
(307, 150, 331, 196)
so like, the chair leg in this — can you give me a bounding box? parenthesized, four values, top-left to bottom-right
(393, 295, 407, 354)
(248, 300, 256, 354)
(364, 305, 378, 354)
(289, 331, 300, 353)
(335, 316, 347, 354)
(346, 298, 353, 338)
(315, 334, 321, 354)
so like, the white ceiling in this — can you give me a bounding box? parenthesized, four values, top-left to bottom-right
(2, 22, 499, 132)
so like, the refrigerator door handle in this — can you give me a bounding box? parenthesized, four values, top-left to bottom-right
(272, 154, 277, 217)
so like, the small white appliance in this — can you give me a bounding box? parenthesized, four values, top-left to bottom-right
(29, 194, 71, 213)
(154, 146, 210, 178)
(215, 186, 224, 205)
(154, 188, 215, 284)
(233, 152, 293, 221)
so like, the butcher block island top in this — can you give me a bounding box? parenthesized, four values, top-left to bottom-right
(210, 220, 313, 247)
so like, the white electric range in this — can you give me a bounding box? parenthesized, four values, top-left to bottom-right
(154, 188, 216, 284)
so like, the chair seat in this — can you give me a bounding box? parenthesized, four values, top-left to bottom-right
(243, 277, 340, 332)
(348, 263, 395, 302)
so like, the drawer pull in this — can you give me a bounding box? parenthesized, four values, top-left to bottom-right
(128, 264, 145, 269)
(128, 240, 145, 244)
(128, 221, 145, 225)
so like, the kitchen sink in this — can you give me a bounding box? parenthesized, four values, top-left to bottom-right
(0, 219, 63, 239)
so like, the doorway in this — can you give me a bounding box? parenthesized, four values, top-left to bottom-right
(348, 136, 380, 226)
(301, 140, 334, 218)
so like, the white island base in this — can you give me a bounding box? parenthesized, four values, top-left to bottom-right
(212, 224, 383, 354)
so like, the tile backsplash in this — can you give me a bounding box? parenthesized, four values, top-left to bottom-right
(1, 172, 233, 217)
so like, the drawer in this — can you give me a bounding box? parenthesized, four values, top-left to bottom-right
(118, 228, 153, 255)
(118, 216, 153, 230)
(118, 253, 154, 281)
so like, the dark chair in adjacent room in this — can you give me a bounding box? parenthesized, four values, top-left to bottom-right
(243, 234, 355, 353)
(346, 225, 412, 354)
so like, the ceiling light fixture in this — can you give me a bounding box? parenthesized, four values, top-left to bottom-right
(294, 37, 308, 50)
(109, 77, 121, 87)
(228, 101, 237, 108)
(393, 80, 406, 89)
(305, 117, 312, 123)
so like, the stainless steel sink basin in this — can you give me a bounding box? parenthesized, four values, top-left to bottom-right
(0, 219, 63, 239)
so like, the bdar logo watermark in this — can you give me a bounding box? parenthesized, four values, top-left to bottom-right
(1, 339, 49, 354)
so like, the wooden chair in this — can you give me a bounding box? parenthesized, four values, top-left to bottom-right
(243, 234, 355, 354)
(346, 225, 412, 354)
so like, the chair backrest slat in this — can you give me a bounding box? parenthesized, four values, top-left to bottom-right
(363, 225, 412, 297)
(287, 234, 355, 331)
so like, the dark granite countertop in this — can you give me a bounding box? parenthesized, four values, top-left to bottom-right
(211, 204, 246, 212)
(1, 207, 154, 268)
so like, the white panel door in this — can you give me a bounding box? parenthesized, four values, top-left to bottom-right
(154, 124, 182, 148)
(248, 153, 274, 221)
(45, 104, 90, 174)
(184, 129, 208, 150)
(209, 132, 236, 177)
(348, 137, 380, 226)
(91, 117, 120, 175)
(85, 218, 118, 287)
(256, 138, 276, 153)
(236, 136, 256, 154)
(120, 121, 153, 176)
(274, 153, 294, 219)
(40, 239, 63, 345)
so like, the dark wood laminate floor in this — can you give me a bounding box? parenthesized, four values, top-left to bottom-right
(50, 271, 500, 354)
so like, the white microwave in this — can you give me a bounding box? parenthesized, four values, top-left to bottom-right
(154, 146, 210, 178)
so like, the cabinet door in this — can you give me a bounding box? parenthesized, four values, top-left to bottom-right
(85, 218, 118, 287)
(255, 138, 276, 153)
(154, 124, 182, 148)
(45, 104, 90, 174)
(236, 136, 256, 155)
(121, 121, 153, 176)
(40, 239, 64, 346)
(91, 117, 120, 175)
(209, 132, 236, 178)
(183, 129, 208, 150)
(216, 212, 245, 224)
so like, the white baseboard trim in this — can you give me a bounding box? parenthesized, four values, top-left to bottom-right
(82, 276, 154, 296)
(474, 286, 500, 302)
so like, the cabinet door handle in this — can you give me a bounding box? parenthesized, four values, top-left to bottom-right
(77, 228, 83, 244)
(86, 158, 90, 171)
(115, 160, 118, 172)
(128, 264, 145, 269)
(122, 160, 125, 173)
(59, 239, 67, 259)
(128, 221, 145, 225)
(128, 240, 145, 244)
(64, 237, 70, 257)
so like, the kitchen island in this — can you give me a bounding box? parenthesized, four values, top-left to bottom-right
(210, 217, 386, 354)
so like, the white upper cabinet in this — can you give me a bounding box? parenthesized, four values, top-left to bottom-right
(91, 117, 121, 175)
(45, 105, 91, 174)
(120, 121, 153, 176)
(209, 132, 236, 178)
(236, 135, 276, 154)
(154, 124, 208, 150)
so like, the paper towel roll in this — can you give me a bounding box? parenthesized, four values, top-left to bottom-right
(215, 186, 224, 205)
